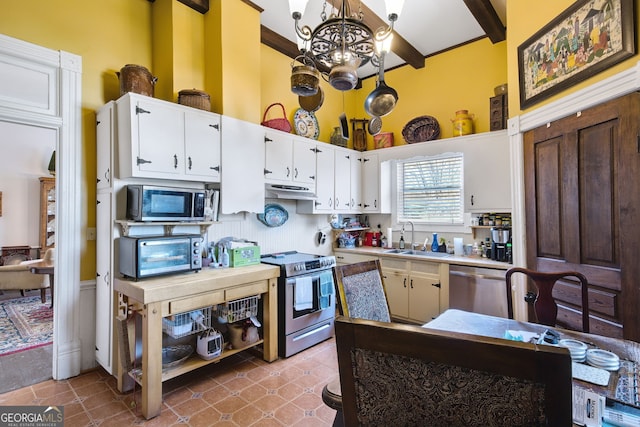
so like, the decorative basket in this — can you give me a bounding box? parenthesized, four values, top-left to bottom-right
(261, 103, 292, 133)
(178, 89, 211, 111)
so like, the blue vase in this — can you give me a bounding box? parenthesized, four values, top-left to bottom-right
(431, 233, 439, 252)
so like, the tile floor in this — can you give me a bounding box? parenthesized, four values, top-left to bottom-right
(0, 339, 340, 426)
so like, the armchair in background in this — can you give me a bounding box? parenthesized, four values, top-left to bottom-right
(0, 248, 54, 303)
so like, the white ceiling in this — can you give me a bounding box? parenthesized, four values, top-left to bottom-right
(252, 0, 507, 78)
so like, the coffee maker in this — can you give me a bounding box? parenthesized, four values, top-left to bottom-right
(490, 227, 511, 262)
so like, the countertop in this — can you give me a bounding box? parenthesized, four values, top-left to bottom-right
(114, 263, 280, 304)
(334, 246, 511, 270)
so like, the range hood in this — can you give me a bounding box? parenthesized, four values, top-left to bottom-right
(265, 183, 317, 200)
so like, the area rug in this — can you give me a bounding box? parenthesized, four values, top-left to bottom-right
(0, 296, 52, 356)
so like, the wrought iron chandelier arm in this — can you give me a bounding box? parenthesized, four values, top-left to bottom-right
(292, 12, 313, 41)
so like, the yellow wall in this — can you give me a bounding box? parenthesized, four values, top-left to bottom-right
(1, 0, 153, 280)
(360, 38, 507, 142)
(2, 0, 639, 280)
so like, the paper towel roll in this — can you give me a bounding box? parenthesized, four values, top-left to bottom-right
(454, 237, 464, 256)
(386, 228, 393, 248)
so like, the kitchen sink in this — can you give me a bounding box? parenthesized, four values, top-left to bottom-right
(383, 249, 408, 254)
(402, 250, 451, 258)
(382, 249, 451, 258)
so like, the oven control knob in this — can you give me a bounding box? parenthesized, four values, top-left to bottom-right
(194, 249, 200, 254)
(193, 241, 200, 247)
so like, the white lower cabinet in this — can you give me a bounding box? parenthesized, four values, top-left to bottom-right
(95, 190, 114, 373)
(380, 258, 449, 323)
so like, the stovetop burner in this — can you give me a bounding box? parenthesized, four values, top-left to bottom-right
(261, 251, 335, 277)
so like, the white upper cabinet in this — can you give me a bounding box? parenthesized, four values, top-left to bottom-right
(292, 136, 317, 186)
(220, 116, 265, 214)
(184, 109, 221, 181)
(264, 130, 316, 188)
(350, 152, 362, 211)
(298, 142, 335, 213)
(96, 101, 115, 191)
(361, 153, 391, 213)
(462, 130, 510, 212)
(116, 93, 221, 183)
(333, 147, 352, 212)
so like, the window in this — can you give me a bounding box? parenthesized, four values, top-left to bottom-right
(397, 153, 464, 224)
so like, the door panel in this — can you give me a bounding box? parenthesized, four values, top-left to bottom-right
(524, 92, 640, 340)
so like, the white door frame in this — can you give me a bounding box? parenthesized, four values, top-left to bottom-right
(0, 34, 82, 379)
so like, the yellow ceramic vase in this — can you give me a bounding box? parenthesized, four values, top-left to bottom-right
(452, 110, 474, 136)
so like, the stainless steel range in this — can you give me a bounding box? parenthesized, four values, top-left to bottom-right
(261, 251, 336, 357)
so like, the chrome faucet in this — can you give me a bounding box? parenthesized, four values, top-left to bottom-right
(402, 221, 415, 251)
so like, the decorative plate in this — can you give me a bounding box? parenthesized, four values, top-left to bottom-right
(162, 344, 193, 368)
(402, 115, 440, 143)
(293, 108, 320, 140)
(257, 204, 289, 227)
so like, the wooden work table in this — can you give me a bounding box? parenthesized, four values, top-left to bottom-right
(114, 264, 280, 419)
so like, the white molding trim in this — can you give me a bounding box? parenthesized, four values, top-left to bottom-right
(507, 60, 640, 321)
(0, 34, 82, 379)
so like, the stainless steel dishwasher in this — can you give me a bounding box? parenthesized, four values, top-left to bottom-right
(449, 265, 509, 318)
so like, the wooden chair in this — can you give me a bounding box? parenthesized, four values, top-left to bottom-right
(506, 267, 590, 333)
(334, 316, 573, 426)
(333, 259, 391, 322)
(323, 260, 391, 426)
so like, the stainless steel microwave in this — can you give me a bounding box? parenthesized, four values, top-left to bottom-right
(126, 184, 205, 222)
(119, 235, 203, 279)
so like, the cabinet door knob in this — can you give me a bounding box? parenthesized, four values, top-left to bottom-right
(209, 123, 219, 130)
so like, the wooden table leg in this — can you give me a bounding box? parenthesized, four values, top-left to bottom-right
(49, 273, 54, 308)
(262, 277, 278, 362)
(142, 301, 163, 419)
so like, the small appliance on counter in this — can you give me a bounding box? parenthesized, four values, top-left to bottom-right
(490, 227, 512, 263)
(196, 329, 223, 360)
(119, 234, 203, 279)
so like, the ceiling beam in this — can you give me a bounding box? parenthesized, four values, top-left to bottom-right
(346, 0, 424, 69)
(463, 0, 506, 43)
(260, 25, 332, 75)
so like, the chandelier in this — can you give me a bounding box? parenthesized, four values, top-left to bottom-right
(288, 0, 404, 91)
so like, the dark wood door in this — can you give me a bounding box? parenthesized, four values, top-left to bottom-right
(523, 92, 640, 341)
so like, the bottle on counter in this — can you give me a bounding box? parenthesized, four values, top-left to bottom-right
(220, 246, 230, 268)
(431, 233, 439, 252)
(399, 235, 405, 249)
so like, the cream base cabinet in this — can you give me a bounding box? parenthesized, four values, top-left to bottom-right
(334, 251, 377, 266)
(381, 258, 449, 323)
(116, 93, 221, 183)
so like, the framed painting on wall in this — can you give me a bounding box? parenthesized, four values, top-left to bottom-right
(518, 0, 635, 109)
